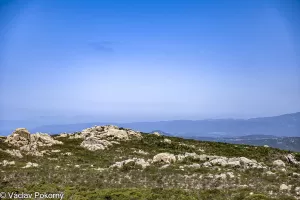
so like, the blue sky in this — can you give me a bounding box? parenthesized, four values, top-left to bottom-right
(0, 0, 299, 123)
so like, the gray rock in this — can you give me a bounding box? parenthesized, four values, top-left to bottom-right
(1, 160, 15, 166)
(22, 162, 39, 168)
(110, 158, 150, 169)
(295, 187, 300, 196)
(1, 149, 23, 158)
(285, 154, 300, 165)
(80, 137, 112, 151)
(153, 153, 176, 164)
(279, 184, 292, 192)
(273, 160, 286, 167)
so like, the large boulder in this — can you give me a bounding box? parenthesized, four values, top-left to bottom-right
(153, 153, 176, 164)
(210, 157, 230, 167)
(285, 154, 300, 165)
(273, 160, 286, 167)
(279, 184, 292, 192)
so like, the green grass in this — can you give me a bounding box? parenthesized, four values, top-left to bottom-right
(0, 132, 299, 200)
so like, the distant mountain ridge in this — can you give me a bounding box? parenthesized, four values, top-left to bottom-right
(0, 112, 299, 137)
(187, 135, 300, 152)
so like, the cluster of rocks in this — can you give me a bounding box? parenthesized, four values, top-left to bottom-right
(178, 142, 197, 150)
(213, 172, 235, 180)
(110, 158, 151, 169)
(279, 183, 300, 196)
(22, 162, 39, 168)
(133, 149, 149, 155)
(81, 138, 115, 151)
(110, 151, 269, 171)
(4, 128, 63, 157)
(61, 152, 72, 156)
(176, 152, 266, 169)
(0, 149, 23, 158)
(203, 156, 266, 169)
(0, 160, 15, 167)
(54, 132, 82, 139)
(110, 152, 177, 169)
(55, 133, 69, 138)
(80, 125, 142, 151)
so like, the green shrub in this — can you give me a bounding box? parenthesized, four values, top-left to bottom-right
(244, 194, 271, 200)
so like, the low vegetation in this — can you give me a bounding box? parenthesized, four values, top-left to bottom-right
(0, 127, 299, 200)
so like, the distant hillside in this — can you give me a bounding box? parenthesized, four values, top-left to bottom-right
(1, 112, 299, 137)
(188, 135, 300, 152)
(25, 112, 300, 137)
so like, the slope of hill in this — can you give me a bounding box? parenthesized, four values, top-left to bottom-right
(0, 125, 300, 199)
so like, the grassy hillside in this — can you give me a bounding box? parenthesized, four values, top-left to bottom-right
(0, 129, 300, 200)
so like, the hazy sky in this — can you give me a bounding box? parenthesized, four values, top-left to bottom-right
(0, 0, 300, 122)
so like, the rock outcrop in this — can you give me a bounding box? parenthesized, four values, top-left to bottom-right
(0, 160, 15, 167)
(133, 149, 149, 155)
(266, 171, 276, 176)
(203, 156, 266, 169)
(295, 187, 300, 196)
(153, 153, 176, 164)
(285, 154, 300, 165)
(215, 172, 235, 180)
(55, 133, 68, 138)
(5, 128, 63, 156)
(280, 184, 292, 192)
(69, 133, 83, 139)
(110, 158, 150, 169)
(273, 160, 286, 167)
(80, 125, 142, 151)
(80, 137, 113, 151)
(163, 138, 172, 144)
(177, 153, 266, 169)
(1, 149, 23, 158)
(152, 132, 161, 136)
(5, 128, 31, 147)
(22, 162, 39, 168)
